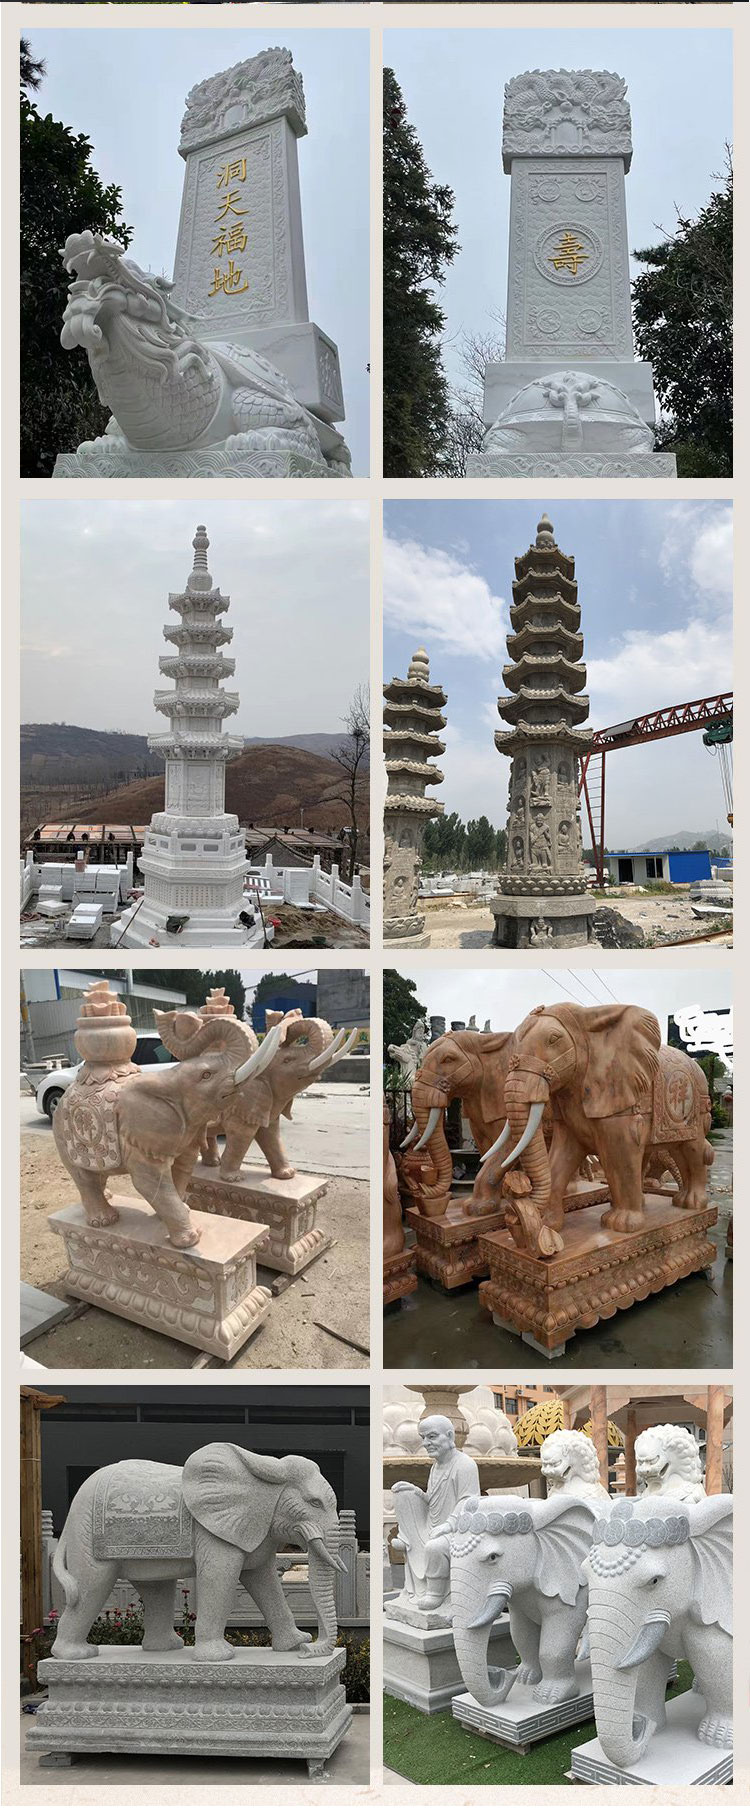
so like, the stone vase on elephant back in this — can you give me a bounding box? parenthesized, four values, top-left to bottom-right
(28, 1444, 353, 1777)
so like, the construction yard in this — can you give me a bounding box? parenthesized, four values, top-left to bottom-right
(20, 1084, 370, 1371)
(412, 889, 732, 950)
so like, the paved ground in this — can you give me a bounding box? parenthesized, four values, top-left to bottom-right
(384, 1131, 732, 1371)
(20, 1085, 370, 1370)
(19, 1704, 370, 1789)
(394, 892, 731, 949)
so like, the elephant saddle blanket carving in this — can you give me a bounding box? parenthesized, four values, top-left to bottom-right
(92, 1463, 194, 1561)
(650, 1048, 703, 1145)
(56, 1078, 122, 1171)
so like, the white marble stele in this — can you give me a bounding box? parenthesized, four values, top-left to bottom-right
(570, 1689, 732, 1788)
(29, 1648, 350, 1778)
(468, 71, 677, 478)
(453, 1657, 593, 1749)
(187, 1164, 330, 1276)
(384, 1613, 513, 1716)
(49, 1197, 272, 1360)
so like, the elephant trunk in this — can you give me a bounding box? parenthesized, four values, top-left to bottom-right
(587, 1590, 664, 1769)
(308, 1536, 341, 1654)
(452, 1587, 514, 1708)
(406, 1082, 454, 1211)
(503, 1075, 551, 1212)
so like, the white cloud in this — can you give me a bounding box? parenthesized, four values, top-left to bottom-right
(383, 535, 506, 662)
(657, 504, 733, 608)
(587, 620, 731, 726)
(689, 515, 733, 601)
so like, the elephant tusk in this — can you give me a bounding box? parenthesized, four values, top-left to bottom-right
(309, 1536, 346, 1573)
(233, 1019, 285, 1085)
(414, 1106, 443, 1152)
(617, 1610, 671, 1670)
(328, 1028, 359, 1065)
(467, 1583, 514, 1629)
(500, 1101, 545, 1170)
(307, 1027, 347, 1073)
(479, 1121, 511, 1165)
(400, 1121, 420, 1150)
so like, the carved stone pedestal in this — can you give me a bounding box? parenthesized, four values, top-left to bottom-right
(187, 1166, 329, 1276)
(570, 1689, 732, 1787)
(407, 1202, 507, 1291)
(479, 1195, 718, 1357)
(384, 1616, 513, 1716)
(28, 1648, 352, 1778)
(453, 1659, 593, 1751)
(53, 446, 344, 481)
(563, 1178, 610, 1213)
(384, 1246, 418, 1307)
(49, 1198, 272, 1360)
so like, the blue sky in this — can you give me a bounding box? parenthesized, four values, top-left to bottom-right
(391, 967, 731, 1049)
(384, 27, 732, 390)
(26, 27, 370, 474)
(384, 500, 732, 846)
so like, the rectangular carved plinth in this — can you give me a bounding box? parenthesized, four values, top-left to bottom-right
(453, 1659, 593, 1749)
(384, 1246, 418, 1307)
(49, 1199, 272, 1360)
(384, 1616, 513, 1716)
(563, 1179, 610, 1214)
(571, 1689, 732, 1787)
(467, 453, 678, 478)
(478, 1194, 718, 1355)
(29, 1648, 351, 1775)
(406, 1202, 507, 1290)
(187, 1166, 328, 1276)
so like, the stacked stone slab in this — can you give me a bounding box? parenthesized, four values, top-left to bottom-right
(383, 650, 446, 947)
(491, 515, 596, 948)
(114, 526, 251, 947)
(468, 69, 677, 477)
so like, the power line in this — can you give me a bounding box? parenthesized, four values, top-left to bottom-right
(564, 970, 605, 1005)
(540, 970, 591, 1005)
(591, 970, 619, 1003)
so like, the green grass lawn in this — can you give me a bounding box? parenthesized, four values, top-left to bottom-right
(384, 1662, 693, 1786)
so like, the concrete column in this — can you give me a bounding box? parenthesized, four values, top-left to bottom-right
(589, 1387, 609, 1489)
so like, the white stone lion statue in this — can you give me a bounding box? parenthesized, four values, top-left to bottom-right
(634, 1424, 706, 1502)
(540, 1429, 610, 1501)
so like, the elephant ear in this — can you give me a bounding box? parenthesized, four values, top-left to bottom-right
(688, 1495, 732, 1635)
(532, 1495, 599, 1604)
(477, 1032, 516, 1130)
(119, 1074, 186, 1160)
(548, 1003, 661, 1120)
(183, 1444, 298, 1552)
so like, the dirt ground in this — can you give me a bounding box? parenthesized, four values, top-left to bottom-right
(401, 892, 731, 950)
(20, 900, 368, 951)
(21, 1115, 370, 1371)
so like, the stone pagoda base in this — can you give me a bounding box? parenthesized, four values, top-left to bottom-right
(384, 1246, 418, 1307)
(384, 1615, 513, 1716)
(478, 1195, 718, 1357)
(491, 892, 597, 949)
(28, 1647, 352, 1778)
(467, 452, 677, 479)
(186, 1166, 329, 1276)
(570, 1690, 732, 1788)
(453, 1659, 593, 1752)
(49, 1198, 272, 1360)
(406, 1202, 507, 1291)
(384, 917, 431, 949)
(111, 899, 267, 950)
(53, 445, 348, 481)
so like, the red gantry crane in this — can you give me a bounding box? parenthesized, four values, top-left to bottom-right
(578, 692, 733, 887)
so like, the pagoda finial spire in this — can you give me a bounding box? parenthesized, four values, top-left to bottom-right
(536, 514, 555, 548)
(192, 524, 210, 572)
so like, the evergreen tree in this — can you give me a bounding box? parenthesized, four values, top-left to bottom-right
(383, 68, 459, 477)
(632, 160, 732, 477)
(21, 41, 133, 476)
(383, 970, 428, 1057)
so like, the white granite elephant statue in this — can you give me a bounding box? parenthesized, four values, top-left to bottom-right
(155, 1004, 358, 1181)
(441, 1493, 598, 1707)
(582, 1495, 732, 1767)
(51, 1446, 346, 1664)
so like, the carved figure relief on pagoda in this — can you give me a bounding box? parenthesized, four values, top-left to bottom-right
(383, 649, 446, 947)
(491, 516, 596, 949)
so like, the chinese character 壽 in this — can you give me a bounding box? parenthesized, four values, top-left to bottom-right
(549, 232, 589, 276)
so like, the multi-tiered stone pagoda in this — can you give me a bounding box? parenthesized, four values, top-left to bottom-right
(114, 526, 251, 947)
(490, 515, 596, 948)
(383, 649, 446, 947)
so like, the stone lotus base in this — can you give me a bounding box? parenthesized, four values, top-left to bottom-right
(478, 1194, 718, 1357)
(383, 1246, 418, 1307)
(53, 446, 347, 480)
(406, 1202, 507, 1290)
(49, 1198, 272, 1360)
(570, 1689, 732, 1787)
(466, 453, 678, 478)
(384, 1615, 513, 1715)
(453, 1658, 593, 1751)
(186, 1166, 329, 1276)
(28, 1647, 351, 1778)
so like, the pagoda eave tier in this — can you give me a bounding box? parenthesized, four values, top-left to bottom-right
(502, 655, 587, 693)
(514, 549, 576, 583)
(158, 656, 236, 680)
(153, 692, 240, 719)
(499, 689, 590, 726)
(506, 623, 584, 660)
(386, 760, 445, 783)
(385, 796, 445, 815)
(168, 588, 229, 615)
(495, 725, 593, 754)
(383, 730, 446, 754)
(384, 678, 447, 708)
(164, 624, 233, 647)
(510, 593, 581, 633)
(148, 732, 244, 758)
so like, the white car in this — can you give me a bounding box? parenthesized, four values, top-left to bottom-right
(34, 1032, 175, 1120)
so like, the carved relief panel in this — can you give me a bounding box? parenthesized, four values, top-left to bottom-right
(505, 160, 634, 361)
(171, 119, 302, 333)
